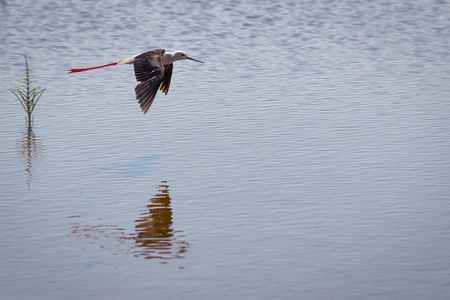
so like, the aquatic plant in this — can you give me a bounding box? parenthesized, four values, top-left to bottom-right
(9, 55, 46, 128)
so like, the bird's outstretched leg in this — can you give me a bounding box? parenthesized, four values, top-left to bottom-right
(68, 62, 117, 73)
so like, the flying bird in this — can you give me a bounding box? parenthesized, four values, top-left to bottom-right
(68, 49, 204, 114)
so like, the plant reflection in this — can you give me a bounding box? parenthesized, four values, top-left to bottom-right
(70, 181, 189, 262)
(17, 127, 42, 189)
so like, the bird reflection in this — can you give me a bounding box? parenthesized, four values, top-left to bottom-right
(70, 181, 188, 262)
(132, 181, 189, 260)
(17, 127, 42, 189)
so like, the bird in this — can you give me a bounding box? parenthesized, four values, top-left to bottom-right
(68, 49, 204, 114)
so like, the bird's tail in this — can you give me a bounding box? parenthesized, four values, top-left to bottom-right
(68, 62, 117, 73)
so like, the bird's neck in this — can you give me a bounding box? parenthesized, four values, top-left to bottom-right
(162, 52, 175, 65)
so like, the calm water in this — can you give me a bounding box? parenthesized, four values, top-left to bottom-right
(1, 0, 450, 299)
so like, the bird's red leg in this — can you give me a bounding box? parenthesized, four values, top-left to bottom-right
(68, 62, 117, 73)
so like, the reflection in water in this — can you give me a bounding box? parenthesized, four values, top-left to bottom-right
(101, 154, 159, 178)
(133, 181, 189, 260)
(17, 127, 42, 189)
(71, 181, 189, 263)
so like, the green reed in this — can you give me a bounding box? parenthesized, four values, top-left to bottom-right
(9, 55, 46, 128)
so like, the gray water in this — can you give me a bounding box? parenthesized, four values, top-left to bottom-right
(1, 0, 450, 299)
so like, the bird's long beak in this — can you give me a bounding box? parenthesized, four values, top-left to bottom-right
(187, 57, 204, 63)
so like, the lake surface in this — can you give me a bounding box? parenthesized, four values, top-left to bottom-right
(1, 0, 450, 299)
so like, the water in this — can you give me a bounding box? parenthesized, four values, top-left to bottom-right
(1, 0, 450, 299)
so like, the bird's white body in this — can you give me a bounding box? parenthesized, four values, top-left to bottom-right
(116, 51, 189, 66)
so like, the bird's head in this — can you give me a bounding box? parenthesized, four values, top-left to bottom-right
(172, 51, 204, 63)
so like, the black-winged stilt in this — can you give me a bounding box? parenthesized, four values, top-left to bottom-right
(68, 49, 204, 114)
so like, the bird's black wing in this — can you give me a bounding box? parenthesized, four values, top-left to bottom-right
(134, 50, 165, 114)
(159, 64, 173, 95)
